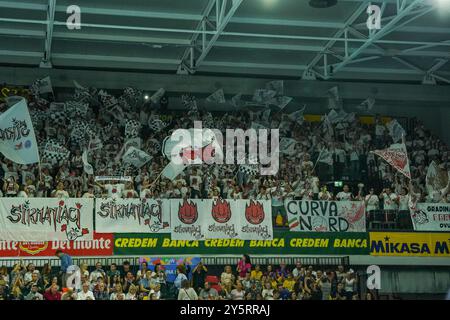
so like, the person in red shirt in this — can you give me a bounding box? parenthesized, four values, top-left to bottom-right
(44, 284, 62, 300)
(236, 254, 251, 281)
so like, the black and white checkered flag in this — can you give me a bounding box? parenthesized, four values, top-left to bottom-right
(65, 101, 89, 119)
(238, 164, 259, 176)
(41, 139, 70, 163)
(70, 121, 95, 146)
(98, 90, 119, 109)
(182, 94, 198, 113)
(125, 119, 141, 139)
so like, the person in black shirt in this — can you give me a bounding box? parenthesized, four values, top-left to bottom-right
(192, 261, 208, 293)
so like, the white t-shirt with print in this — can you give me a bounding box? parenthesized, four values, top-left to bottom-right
(105, 184, 125, 199)
(382, 193, 398, 210)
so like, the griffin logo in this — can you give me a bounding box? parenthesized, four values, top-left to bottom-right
(245, 200, 265, 225)
(212, 199, 231, 223)
(178, 199, 198, 224)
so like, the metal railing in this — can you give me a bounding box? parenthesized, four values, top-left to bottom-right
(0, 256, 349, 270)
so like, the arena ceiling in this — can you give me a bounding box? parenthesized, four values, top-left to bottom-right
(0, 0, 449, 84)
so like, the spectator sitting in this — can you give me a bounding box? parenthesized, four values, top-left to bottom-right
(25, 284, 43, 300)
(198, 282, 219, 300)
(44, 284, 61, 300)
(77, 282, 95, 300)
(250, 264, 263, 281)
(177, 280, 198, 301)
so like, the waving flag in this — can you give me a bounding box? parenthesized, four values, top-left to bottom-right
(373, 143, 411, 179)
(0, 100, 40, 164)
(161, 129, 222, 180)
(82, 150, 94, 175)
(288, 105, 306, 125)
(386, 119, 406, 143)
(206, 89, 226, 104)
(122, 147, 152, 168)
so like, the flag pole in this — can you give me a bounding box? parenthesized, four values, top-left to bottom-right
(312, 146, 325, 173)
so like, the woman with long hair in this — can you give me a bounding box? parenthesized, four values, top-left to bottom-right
(236, 254, 251, 281)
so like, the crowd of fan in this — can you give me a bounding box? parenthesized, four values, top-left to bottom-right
(0, 255, 375, 301)
(0, 85, 449, 229)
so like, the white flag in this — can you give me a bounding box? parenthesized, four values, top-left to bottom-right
(161, 129, 222, 180)
(253, 89, 277, 104)
(82, 150, 94, 175)
(266, 80, 284, 96)
(318, 149, 334, 166)
(0, 100, 40, 164)
(251, 122, 267, 130)
(279, 138, 297, 155)
(327, 86, 341, 109)
(288, 105, 306, 124)
(122, 147, 152, 168)
(357, 97, 375, 112)
(231, 93, 243, 108)
(161, 161, 188, 181)
(269, 96, 293, 110)
(150, 88, 165, 104)
(386, 119, 406, 143)
(206, 89, 226, 104)
(35, 76, 53, 94)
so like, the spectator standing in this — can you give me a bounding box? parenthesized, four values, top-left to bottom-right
(236, 255, 252, 281)
(192, 261, 208, 292)
(55, 249, 72, 287)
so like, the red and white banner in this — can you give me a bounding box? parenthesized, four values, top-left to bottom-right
(0, 233, 113, 257)
(0, 198, 94, 241)
(170, 199, 273, 241)
(95, 198, 170, 233)
(410, 203, 450, 231)
(170, 199, 207, 240)
(373, 143, 411, 179)
(286, 200, 366, 232)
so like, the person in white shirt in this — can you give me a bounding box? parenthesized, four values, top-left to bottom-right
(380, 188, 399, 210)
(101, 182, 125, 199)
(123, 182, 138, 198)
(365, 188, 380, 212)
(77, 282, 95, 300)
(51, 181, 70, 198)
(82, 186, 95, 198)
(336, 185, 353, 201)
(89, 262, 106, 284)
(318, 186, 333, 201)
(379, 187, 399, 223)
(397, 187, 413, 230)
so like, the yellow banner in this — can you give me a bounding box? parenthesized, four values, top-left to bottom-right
(370, 232, 450, 257)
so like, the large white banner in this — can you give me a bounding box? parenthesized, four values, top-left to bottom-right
(0, 100, 40, 164)
(170, 199, 273, 240)
(95, 198, 170, 233)
(170, 199, 207, 240)
(238, 200, 273, 240)
(285, 200, 366, 232)
(410, 203, 450, 231)
(0, 198, 94, 241)
(204, 199, 240, 239)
